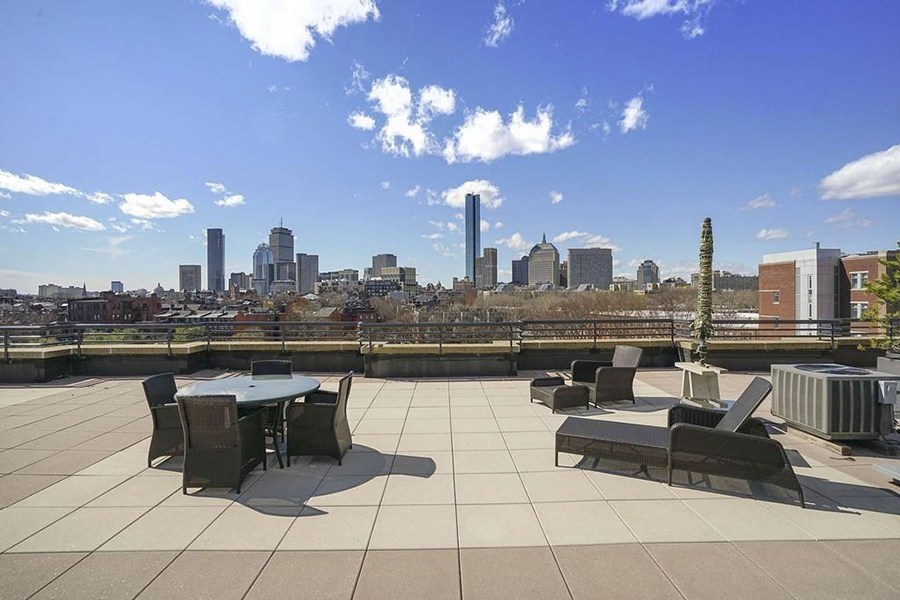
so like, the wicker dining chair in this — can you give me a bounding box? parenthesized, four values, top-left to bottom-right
(142, 373, 184, 467)
(286, 372, 353, 466)
(250, 360, 292, 443)
(176, 394, 266, 494)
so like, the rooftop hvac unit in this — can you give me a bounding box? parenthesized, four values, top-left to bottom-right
(771, 364, 900, 441)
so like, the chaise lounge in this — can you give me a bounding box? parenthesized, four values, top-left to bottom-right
(555, 377, 805, 506)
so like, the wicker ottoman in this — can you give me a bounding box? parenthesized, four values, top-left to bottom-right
(530, 377, 590, 413)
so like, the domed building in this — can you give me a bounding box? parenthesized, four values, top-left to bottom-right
(527, 234, 560, 287)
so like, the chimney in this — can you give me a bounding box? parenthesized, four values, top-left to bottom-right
(813, 242, 820, 250)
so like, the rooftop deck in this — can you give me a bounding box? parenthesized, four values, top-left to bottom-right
(2, 370, 900, 599)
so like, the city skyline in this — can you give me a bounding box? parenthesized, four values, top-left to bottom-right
(1, 2, 898, 294)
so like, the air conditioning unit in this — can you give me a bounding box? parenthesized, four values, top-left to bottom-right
(771, 364, 900, 441)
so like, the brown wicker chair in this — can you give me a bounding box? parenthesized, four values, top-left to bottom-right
(142, 373, 184, 467)
(249, 360, 292, 444)
(571, 345, 643, 405)
(556, 377, 805, 506)
(286, 372, 353, 466)
(177, 394, 266, 494)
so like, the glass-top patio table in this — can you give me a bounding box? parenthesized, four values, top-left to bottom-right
(176, 374, 320, 468)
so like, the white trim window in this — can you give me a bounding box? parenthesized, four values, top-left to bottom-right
(851, 301, 869, 320)
(850, 271, 869, 290)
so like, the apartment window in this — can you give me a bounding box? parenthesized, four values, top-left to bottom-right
(850, 272, 869, 290)
(851, 301, 869, 320)
(772, 291, 780, 304)
(807, 275, 813, 291)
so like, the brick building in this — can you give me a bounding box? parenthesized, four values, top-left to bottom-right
(68, 294, 161, 324)
(841, 250, 899, 333)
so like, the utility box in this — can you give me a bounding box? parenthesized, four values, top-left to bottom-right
(771, 364, 900, 441)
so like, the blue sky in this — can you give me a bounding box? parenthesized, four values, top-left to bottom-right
(1, 0, 898, 293)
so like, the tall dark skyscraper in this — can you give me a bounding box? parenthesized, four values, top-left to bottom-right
(206, 228, 224, 293)
(465, 193, 481, 280)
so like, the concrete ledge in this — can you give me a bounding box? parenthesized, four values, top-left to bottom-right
(208, 341, 358, 352)
(4, 345, 77, 359)
(78, 343, 207, 356)
(520, 338, 669, 351)
(361, 341, 520, 356)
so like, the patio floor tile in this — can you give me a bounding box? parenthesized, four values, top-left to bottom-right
(355, 549, 460, 600)
(457, 503, 547, 548)
(582, 469, 678, 500)
(86, 473, 181, 507)
(99, 506, 226, 551)
(533, 501, 636, 545)
(9, 506, 147, 552)
(0, 474, 66, 508)
(15, 450, 112, 475)
(763, 495, 898, 540)
(401, 418, 451, 433)
(496, 417, 549, 432)
(310, 474, 387, 506)
(382, 473, 455, 505)
(455, 473, 529, 504)
(14, 474, 128, 507)
(554, 543, 681, 599)
(510, 449, 577, 472)
(244, 550, 363, 600)
(14, 430, 100, 451)
(646, 542, 792, 599)
(390, 450, 452, 475)
(369, 504, 457, 549)
(31, 550, 176, 600)
(0, 552, 87, 600)
(684, 498, 814, 541)
(501, 431, 555, 450)
(136, 550, 269, 600)
(278, 506, 378, 550)
(350, 434, 400, 453)
(398, 433, 452, 451)
(0, 506, 73, 552)
(824, 539, 900, 592)
(451, 432, 507, 451)
(451, 418, 500, 433)
(520, 471, 604, 503)
(189, 504, 300, 550)
(736, 540, 899, 599)
(460, 546, 569, 600)
(0, 449, 57, 474)
(610, 500, 726, 543)
(453, 450, 516, 474)
(328, 450, 393, 475)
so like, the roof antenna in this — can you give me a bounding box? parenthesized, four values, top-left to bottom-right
(542, 232, 546, 243)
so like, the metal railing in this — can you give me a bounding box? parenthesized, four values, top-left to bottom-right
(357, 321, 520, 354)
(0, 317, 890, 361)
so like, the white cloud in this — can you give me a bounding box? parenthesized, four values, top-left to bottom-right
(345, 61, 370, 95)
(480, 219, 491, 233)
(790, 186, 802, 197)
(495, 232, 532, 252)
(130, 218, 156, 231)
(444, 105, 574, 163)
(20, 211, 105, 232)
(0, 168, 81, 197)
(82, 235, 132, 258)
(741, 193, 776, 210)
(608, 0, 717, 39)
(206, 0, 380, 62)
(494, 221, 504, 229)
(120, 192, 195, 219)
(552, 230, 619, 251)
(824, 208, 873, 230)
(446, 222, 460, 233)
(380, 181, 391, 190)
(215, 194, 245, 207)
(422, 232, 443, 240)
(0, 191, 10, 199)
(441, 179, 504, 210)
(363, 74, 456, 157)
(819, 144, 900, 200)
(406, 185, 421, 198)
(484, 1, 514, 47)
(575, 88, 590, 112)
(618, 96, 648, 133)
(432, 242, 455, 257)
(755, 228, 788, 241)
(205, 181, 227, 194)
(348, 111, 376, 130)
(550, 190, 563, 204)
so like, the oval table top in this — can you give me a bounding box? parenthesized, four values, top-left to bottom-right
(175, 374, 320, 407)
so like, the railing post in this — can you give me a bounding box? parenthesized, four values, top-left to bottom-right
(438, 325, 443, 354)
(205, 323, 211, 352)
(166, 327, 173, 357)
(281, 322, 286, 354)
(669, 318, 675, 347)
(76, 328, 83, 357)
(3, 330, 9, 362)
(592, 321, 598, 349)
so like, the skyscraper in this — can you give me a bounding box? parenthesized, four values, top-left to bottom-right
(269, 223, 295, 284)
(567, 248, 613, 290)
(636, 259, 660, 289)
(179, 265, 202, 292)
(372, 253, 397, 277)
(465, 193, 481, 280)
(110, 281, 124, 293)
(252, 243, 274, 295)
(528, 234, 560, 286)
(295, 253, 319, 295)
(482, 247, 498, 289)
(511, 255, 529, 285)
(206, 229, 224, 293)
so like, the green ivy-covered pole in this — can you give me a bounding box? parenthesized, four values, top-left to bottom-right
(693, 217, 714, 365)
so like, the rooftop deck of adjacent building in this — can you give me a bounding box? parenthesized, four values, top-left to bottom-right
(2, 370, 900, 599)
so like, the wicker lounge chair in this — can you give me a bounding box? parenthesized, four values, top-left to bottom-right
(142, 373, 184, 467)
(556, 377, 805, 506)
(177, 394, 266, 494)
(249, 360, 292, 443)
(571, 345, 643, 405)
(286, 372, 353, 466)
(530, 376, 590, 412)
